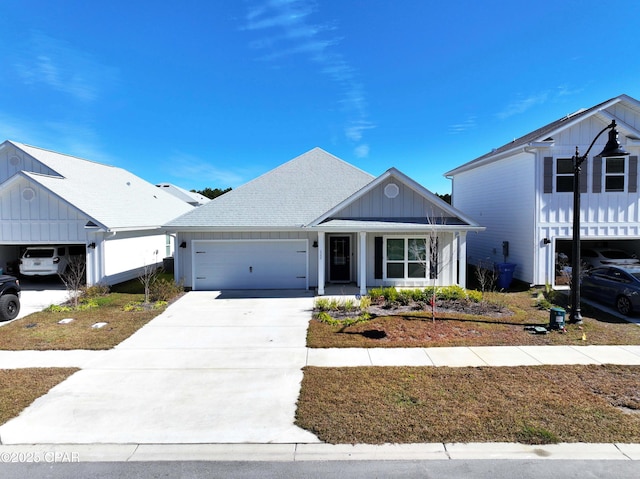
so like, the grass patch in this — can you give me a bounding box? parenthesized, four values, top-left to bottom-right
(307, 289, 640, 348)
(0, 293, 163, 350)
(0, 368, 79, 425)
(295, 365, 640, 444)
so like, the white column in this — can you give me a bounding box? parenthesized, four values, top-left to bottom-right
(458, 232, 467, 288)
(317, 232, 325, 295)
(359, 231, 367, 296)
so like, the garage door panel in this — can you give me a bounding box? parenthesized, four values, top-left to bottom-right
(193, 240, 307, 290)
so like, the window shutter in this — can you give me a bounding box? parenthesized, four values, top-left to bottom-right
(543, 157, 553, 193)
(629, 156, 638, 193)
(580, 158, 588, 193)
(374, 237, 383, 279)
(592, 157, 602, 193)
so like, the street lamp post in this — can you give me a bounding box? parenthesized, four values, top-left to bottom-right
(569, 119, 630, 324)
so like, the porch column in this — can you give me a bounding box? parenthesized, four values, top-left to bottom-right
(458, 232, 467, 288)
(317, 232, 325, 295)
(359, 231, 367, 296)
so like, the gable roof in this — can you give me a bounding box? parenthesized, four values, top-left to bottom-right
(444, 94, 640, 177)
(1, 141, 194, 231)
(166, 147, 376, 230)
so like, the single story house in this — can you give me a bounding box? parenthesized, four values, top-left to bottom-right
(444, 94, 640, 287)
(165, 147, 484, 294)
(0, 140, 194, 285)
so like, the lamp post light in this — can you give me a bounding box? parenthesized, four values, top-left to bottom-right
(569, 119, 630, 324)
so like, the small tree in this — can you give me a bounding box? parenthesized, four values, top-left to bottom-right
(139, 250, 160, 304)
(59, 255, 86, 308)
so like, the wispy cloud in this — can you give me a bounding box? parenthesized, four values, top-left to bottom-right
(496, 92, 550, 120)
(14, 31, 118, 102)
(167, 151, 249, 188)
(243, 0, 374, 158)
(448, 116, 477, 134)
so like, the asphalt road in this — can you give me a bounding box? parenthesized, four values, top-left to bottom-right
(1, 460, 639, 478)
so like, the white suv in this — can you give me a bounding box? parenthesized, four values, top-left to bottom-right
(19, 246, 84, 277)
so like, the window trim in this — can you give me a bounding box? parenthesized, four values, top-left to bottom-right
(383, 236, 437, 281)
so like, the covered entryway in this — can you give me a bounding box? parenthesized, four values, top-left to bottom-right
(192, 240, 308, 290)
(328, 235, 351, 282)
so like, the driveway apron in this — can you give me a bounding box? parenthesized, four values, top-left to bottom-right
(0, 291, 321, 444)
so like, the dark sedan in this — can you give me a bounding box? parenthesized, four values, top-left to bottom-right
(581, 265, 640, 315)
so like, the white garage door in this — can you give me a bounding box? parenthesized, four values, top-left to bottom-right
(192, 240, 308, 290)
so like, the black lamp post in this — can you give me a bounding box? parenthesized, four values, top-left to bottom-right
(569, 119, 630, 324)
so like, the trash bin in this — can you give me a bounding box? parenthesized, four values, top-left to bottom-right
(549, 307, 566, 330)
(162, 257, 174, 273)
(496, 263, 516, 289)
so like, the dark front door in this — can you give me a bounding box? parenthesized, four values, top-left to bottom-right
(329, 236, 351, 282)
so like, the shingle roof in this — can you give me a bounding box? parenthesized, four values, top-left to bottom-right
(444, 95, 626, 176)
(6, 141, 194, 230)
(166, 147, 375, 229)
(156, 183, 211, 206)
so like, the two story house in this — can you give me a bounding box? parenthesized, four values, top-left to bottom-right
(445, 94, 640, 287)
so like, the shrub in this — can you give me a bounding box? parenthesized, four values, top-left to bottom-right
(382, 287, 399, 304)
(149, 278, 184, 302)
(368, 287, 385, 303)
(437, 285, 467, 301)
(358, 296, 371, 310)
(466, 289, 483, 303)
(81, 283, 110, 299)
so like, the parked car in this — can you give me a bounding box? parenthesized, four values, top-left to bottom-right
(19, 245, 84, 277)
(581, 265, 640, 315)
(580, 247, 640, 269)
(0, 274, 21, 321)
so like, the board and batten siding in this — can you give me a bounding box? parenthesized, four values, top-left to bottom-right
(334, 178, 450, 219)
(174, 231, 318, 289)
(0, 146, 58, 184)
(452, 151, 536, 282)
(0, 178, 90, 243)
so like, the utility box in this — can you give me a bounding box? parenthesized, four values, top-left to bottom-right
(549, 307, 566, 330)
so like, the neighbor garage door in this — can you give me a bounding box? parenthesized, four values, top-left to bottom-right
(192, 240, 308, 290)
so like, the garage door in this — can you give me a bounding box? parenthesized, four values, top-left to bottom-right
(192, 240, 308, 290)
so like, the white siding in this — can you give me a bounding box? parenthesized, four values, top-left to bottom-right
(453, 151, 536, 282)
(0, 144, 58, 183)
(0, 178, 90, 243)
(335, 178, 449, 219)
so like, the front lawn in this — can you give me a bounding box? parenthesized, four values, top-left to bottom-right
(308, 289, 640, 348)
(0, 368, 79, 425)
(296, 365, 640, 444)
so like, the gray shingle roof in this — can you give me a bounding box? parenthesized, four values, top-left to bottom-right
(166, 147, 375, 229)
(444, 95, 629, 176)
(7, 141, 194, 230)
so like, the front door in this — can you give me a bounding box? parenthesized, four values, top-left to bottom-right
(329, 236, 351, 282)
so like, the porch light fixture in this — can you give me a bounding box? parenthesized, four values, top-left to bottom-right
(569, 120, 629, 324)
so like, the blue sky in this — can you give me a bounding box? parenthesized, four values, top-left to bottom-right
(1, 0, 639, 196)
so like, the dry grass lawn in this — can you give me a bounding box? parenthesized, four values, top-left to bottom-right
(0, 368, 78, 425)
(296, 365, 640, 444)
(0, 293, 165, 350)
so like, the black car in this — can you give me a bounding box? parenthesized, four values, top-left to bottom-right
(581, 265, 640, 315)
(0, 274, 21, 321)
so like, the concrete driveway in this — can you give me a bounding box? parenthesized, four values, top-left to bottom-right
(0, 291, 321, 444)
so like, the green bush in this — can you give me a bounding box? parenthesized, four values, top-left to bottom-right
(149, 278, 184, 302)
(81, 283, 110, 298)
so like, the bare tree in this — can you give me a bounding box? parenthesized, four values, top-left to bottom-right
(408, 212, 452, 321)
(139, 250, 160, 304)
(475, 258, 498, 296)
(59, 255, 86, 308)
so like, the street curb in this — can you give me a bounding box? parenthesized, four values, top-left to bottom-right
(0, 442, 638, 463)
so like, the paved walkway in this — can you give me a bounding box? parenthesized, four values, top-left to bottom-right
(1, 291, 640, 462)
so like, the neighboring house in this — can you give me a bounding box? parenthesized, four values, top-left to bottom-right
(0, 141, 194, 285)
(156, 183, 211, 207)
(445, 94, 640, 287)
(165, 147, 484, 294)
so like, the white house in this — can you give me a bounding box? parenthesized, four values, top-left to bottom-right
(165, 147, 484, 294)
(0, 140, 194, 285)
(445, 94, 640, 287)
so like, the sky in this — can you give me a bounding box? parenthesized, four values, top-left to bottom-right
(1, 0, 640, 196)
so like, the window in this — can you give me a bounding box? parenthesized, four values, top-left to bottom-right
(556, 158, 574, 192)
(605, 157, 625, 192)
(385, 237, 436, 280)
